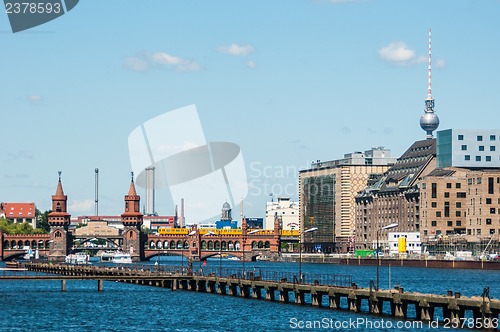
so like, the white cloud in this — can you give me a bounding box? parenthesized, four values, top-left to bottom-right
(435, 58, 446, 68)
(216, 43, 254, 56)
(378, 41, 447, 68)
(69, 199, 94, 214)
(378, 42, 416, 63)
(124, 52, 201, 72)
(246, 60, 257, 69)
(27, 95, 42, 103)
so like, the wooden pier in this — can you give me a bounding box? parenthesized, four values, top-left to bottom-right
(7, 263, 499, 329)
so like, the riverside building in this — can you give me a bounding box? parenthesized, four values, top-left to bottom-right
(299, 147, 396, 253)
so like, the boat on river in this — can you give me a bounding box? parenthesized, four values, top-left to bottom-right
(65, 253, 90, 265)
(99, 251, 132, 264)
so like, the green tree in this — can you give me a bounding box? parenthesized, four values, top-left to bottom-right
(35, 208, 51, 233)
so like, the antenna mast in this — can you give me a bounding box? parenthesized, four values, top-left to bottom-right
(427, 28, 432, 99)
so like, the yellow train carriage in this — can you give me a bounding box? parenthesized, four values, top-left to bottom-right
(157, 228, 189, 235)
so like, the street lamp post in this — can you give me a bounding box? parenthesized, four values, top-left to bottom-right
(218, 230, 222, 277)
(376, 223, 398, 290)
(156, 242, 162, 272)
(299, 227, 318, 283)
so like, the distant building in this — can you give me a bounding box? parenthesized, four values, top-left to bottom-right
(437, 129, 500, 168)
(74, 220, 120, 237)
(245, 217, 263, 229)
(72, 215, 175, 232)
(215, 202, 238, 229)
(387, 232, 422, 255)
(0, 202, 37, 228)
(265, 196, 299, 231)
(300, 147, 396, 254)
(420, 168, 468, 240)
(355, 139, 436, 252)
(420, 168, 500, 244)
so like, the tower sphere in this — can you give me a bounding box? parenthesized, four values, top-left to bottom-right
(420, 112, 439, 133)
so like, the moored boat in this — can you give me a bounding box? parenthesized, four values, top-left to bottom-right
(99, 250, 132, 264)
(65, 253, 90, 265)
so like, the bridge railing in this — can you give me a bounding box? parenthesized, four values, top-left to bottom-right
(195, 266, 352, 288)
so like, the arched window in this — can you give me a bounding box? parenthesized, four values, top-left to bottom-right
(56, 202, 61, 212)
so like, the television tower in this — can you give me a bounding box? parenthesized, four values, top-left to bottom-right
(420, 28, 440, 139)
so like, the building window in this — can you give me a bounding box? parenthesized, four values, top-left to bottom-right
(422, 183, 426, 189)
(479, 146, 485, 151)
(491, 146, 496, 151)
(457, 192, 466, 198)
(431, 183, 437, 199)
(461, 145, 467, 151)
(486, 218, 492, 225)
(476, 156, 481, 161)
(465, 155, 470, 161)
(431, 202, 437, 208)
(456, 202, 462, 208)
(458, 135, 464, 140)
(456, 221, 461, 226)
(486, 156, 492, 162)
(488, 177, 494, 194)
(436, 211, 441, 217)
(456, 183, 461, 189)
(444, 192, 450, 198)
(446, 183, 452, 188)
(478, 135, 483, 141)
(431, 220, 437, 226)
(490, 135, 496, 141)
(490, 208, 496, 214)
(447, 221, 453, 227)
(486, 198, 492, 204)
(478, 178, 482, 184)
(456, 211, 461, 217)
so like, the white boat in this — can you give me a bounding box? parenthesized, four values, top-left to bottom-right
(227, 256, 240, 261)
(100, 251, 132, 264)
(65, 253, 90, 265)
(112, 252, 132, 264)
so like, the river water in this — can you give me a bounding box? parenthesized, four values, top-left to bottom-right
(1, 257, 498, 331)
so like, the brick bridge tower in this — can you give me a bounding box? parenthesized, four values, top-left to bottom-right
(121, 173, 144, 261)
(48, 172, 71, 262)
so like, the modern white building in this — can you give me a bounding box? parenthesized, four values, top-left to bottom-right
(387, 232, 422, 255)
(265, 196, 299, 231)
(437, 129, 500, 168)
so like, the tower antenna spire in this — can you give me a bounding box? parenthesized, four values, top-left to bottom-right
(427, 28, 432, 99)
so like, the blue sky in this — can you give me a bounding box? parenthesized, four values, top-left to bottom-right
(1, 0, 500, 222)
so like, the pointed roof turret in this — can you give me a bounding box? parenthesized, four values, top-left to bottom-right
(54, 171, 65, 197)
(128, 172, 138, 196)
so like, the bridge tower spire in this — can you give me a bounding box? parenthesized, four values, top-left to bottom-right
(48, 171, 72, 262)
(121, 173, 144, 261)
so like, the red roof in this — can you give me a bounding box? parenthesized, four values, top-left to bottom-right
(1, 202, 36, 219)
